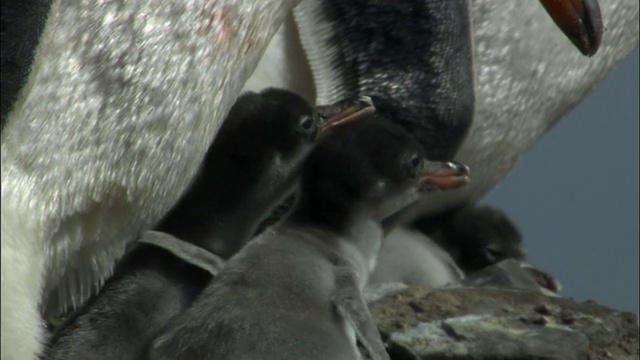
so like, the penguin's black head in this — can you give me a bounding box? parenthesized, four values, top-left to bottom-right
(214, 88, 374, 167)
(295, 118, 470, 231)
(202, 88, 375, 209)
(418, 205, 525, 274)
(216, 88, 318, 161)
(448, 205, 525, 273)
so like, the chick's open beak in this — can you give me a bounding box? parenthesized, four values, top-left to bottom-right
(419, 160, 470, 192)
(315, 96, 375, 138)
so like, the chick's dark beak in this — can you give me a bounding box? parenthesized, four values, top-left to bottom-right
(314, 96, 375, 138)
(539, 0, 603, 57)
(419, 160, 470, 192)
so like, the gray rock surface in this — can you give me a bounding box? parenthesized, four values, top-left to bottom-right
(461, 259, 561, 296)
(369, 286, 639, 359)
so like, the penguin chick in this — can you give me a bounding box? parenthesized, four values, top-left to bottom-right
(369, 205, 522, 289)
(155, 88, 375, 259)
(147, 118, 470, 360)
(368, 227, 464, 289)
(44, 91, 375, 360)
(415, 205, 525, 275)
(370, 204, 562, 295)
(428, 205, 563, 295)
(44, 231, 222, 360)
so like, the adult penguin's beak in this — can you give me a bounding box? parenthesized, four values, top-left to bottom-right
(539, 0, 603, 57)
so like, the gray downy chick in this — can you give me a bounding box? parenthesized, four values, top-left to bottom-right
(44, 89, 374, 360)
(368, 227, 465, 289)
(147, 118, 470, 360)
(369, 204, 521, 289)
(423, 205, 562, 294)
(370, 205, 561, 294)
(44, 231, 222, 360)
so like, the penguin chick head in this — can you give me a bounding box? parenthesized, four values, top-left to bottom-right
(217, 88, 375, 160)
(206, 89, 374, 197)
(294, 118, 470, 233)
(214, 88, 321, 164)
(442, 205, 526, 274)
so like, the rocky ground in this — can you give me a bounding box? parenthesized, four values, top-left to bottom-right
(367, 261, 639, 360)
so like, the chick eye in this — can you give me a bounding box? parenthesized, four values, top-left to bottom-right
(410, 154, 421, 167)
(299, 115, 314, 131)
(483, 244, 503, 262)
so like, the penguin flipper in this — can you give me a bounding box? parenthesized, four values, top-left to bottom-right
(138, 231, 225, 277)
(46, 232, 215, 360)
(332, 266, 390, 360)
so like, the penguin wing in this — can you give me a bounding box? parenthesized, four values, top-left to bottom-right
(332, 265, 390, 360)
(47, 233, 216, 360)
(138, 231, 225, 277)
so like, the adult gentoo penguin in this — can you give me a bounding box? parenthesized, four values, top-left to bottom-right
(403, 1, 637, 220)
(147, 118, 470, 360)
(1, 1, 636, 359)
(1, 1, 301, 358)
(44, 91, 374, 360)
(244, 0, 637, 221)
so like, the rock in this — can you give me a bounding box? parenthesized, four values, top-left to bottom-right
(369, 286, 639, 359)
(365, 283, 410, 304)
(462, 259, 561, 296)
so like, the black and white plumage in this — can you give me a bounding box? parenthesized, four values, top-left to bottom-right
(293, 0, 475, 161)
(0, 0, 54, 130)
(368, 227, 465, 289)
(245, 0, 637, 220)
(1, 1, 637, 359)
(1, 2, 300, 358)
(147, 118, 469, 360)
(405, 1, 637, 219)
